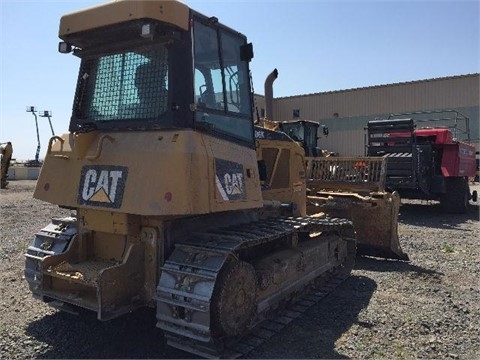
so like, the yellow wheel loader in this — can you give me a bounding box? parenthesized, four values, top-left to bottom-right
(24, 1, 356, 357)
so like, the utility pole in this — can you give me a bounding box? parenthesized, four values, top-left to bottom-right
(26, 106, 41, 163)
(39, 110, 55, 136)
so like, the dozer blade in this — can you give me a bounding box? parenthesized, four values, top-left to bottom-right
(308, 191, 408, 261)
(354, 191, 408, 260)
(306, 156, 409, 261)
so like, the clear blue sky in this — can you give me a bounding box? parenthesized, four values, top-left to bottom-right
(1, 0, 478, 160)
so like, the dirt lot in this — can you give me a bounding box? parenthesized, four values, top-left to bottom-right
(1, 180, 479, 359)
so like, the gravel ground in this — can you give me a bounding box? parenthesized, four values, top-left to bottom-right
(1, 180, 479, 359)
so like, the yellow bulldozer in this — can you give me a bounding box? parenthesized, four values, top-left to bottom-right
(259, 68, 408, 261)
(24, 0, 405, 357)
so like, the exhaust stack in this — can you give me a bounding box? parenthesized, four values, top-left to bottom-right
(264, 68, 278, 121)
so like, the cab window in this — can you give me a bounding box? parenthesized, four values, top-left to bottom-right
(193, 19, 253, 144)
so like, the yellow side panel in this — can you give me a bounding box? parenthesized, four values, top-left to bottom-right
(206, 137, 263, 213)
(256, 138, 307, 216)
(34, 130, 262, 216)
(35, 130, 209, 216)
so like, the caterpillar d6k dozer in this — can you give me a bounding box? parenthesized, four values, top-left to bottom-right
(24, 1, 355, 357)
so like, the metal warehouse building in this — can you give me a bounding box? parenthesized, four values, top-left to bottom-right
(255, 73, 479, 156)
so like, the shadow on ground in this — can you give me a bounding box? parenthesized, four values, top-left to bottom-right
(248, 275, 377, 359)
(26, 276, 376, 359)
(354, 256, 443, 279)
(26, 307, 193, 359)
(398, 201, 479, 229)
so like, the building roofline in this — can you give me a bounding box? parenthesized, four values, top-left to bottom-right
(271, 73, 480, 100)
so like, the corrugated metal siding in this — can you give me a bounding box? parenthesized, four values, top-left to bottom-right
(273, 74, 479, 121)
(253, 95, 266, 119)
(319, 128, 365, 156)
(305, 106, 479, 156)
(267, 74, 479, 156)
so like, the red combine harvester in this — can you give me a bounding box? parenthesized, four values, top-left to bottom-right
(367, 111, 477, 213)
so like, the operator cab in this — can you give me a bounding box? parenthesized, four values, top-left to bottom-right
(62, 6, 254, 148)
(278, 120, 327, 157)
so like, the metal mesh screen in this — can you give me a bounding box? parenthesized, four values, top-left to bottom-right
(306, 157, 387, 192)
(77, 45, 168, 121)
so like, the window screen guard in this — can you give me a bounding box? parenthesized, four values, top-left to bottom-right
(74, 44, 168, 122)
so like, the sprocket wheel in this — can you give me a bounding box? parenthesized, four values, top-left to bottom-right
(211, 260, 256, 337)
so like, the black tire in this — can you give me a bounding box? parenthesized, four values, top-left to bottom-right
(440, 177, 469, 214)
(472, 190, 478, 203)
(211, 261, 256, 337)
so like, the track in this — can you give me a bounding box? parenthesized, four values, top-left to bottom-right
(156, 216, 355, 358)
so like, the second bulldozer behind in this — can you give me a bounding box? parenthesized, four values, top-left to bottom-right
(261, 69, 408, 261)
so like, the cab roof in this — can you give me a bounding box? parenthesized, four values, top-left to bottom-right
(59, 0, 189, 40)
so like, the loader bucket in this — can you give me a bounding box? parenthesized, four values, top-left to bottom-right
(306, 156, 409, 261)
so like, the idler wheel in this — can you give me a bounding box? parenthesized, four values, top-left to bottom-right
(211, 261, 256, 337)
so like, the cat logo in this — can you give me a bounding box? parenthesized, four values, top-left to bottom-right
(223, 172, 244, 195)
(215, 158, 246, 201)
(78, 165, 128, 208)
(255, 129, 265, 139)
